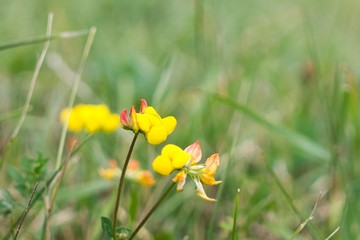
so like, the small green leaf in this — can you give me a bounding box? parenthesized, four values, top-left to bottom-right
(101, 216, 113, 240)
(0, 199, 14, 216)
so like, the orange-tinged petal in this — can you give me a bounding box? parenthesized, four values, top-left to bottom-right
(99, 167, 121, 180)
(184, 141, 202, 164)
(200, 171, 222, 186)
(161, 116, 177, 135)
(128, 159, 140, 171)
(205, 153, 220, 174)
(172, 171, 187, 192)
(152, 155, 173, 176)
(138, 171, 156, 186)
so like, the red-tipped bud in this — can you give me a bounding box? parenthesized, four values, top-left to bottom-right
(140, 99, 148, 113)
(120, 109, 132, 129)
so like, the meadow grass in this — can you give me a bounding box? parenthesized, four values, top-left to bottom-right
(1, 0, 360, 239)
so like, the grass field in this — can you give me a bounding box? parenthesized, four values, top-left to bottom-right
(1, 0, 360, 239)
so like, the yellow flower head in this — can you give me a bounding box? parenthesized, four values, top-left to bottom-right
(99, 159, 156, 187)
(119, 99, 177, 145)
(170, 141, 221, 202)
(60, 104, 118, 133)
(152, 144, 191, 176)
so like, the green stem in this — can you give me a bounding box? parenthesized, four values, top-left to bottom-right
(129, 182, 176, 240)
(231, 188, 240, 240)
(113, 133, 139, 240)
(263, 154, 322, 239)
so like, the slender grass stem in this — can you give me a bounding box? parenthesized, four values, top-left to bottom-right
(13, 182, 39, 240)
(55, 27, 96, 169)
(0, 30, 89, 51)
(129, 182, 176, 240)
(262, 154, 322, 239)
(112, 133, 139, 240)
(231, 188, 240, 240)
(0, 13, 53, 169)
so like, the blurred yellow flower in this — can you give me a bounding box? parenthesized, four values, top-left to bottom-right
(153, 141, 221, 202)
(119, 99, 176, 145)
(99, 159, 156, 187)
(60, 104, 118, 133)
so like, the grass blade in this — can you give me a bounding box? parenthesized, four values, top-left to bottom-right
(0, 30, 89, 51)
(212, 94, 330, 161)
(231, 188, 240, 240)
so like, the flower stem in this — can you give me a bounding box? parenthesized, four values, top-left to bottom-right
(129, 182, 176, 240)
(113, 133, 139, 239)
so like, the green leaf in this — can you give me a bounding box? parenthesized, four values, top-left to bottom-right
(212, 94, 331, 161)
(101, 216, 113, 240)
(0, 199, 14, 216)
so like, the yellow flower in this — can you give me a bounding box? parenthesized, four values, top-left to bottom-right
(60, 104, 118, 133)
(99, 159, 156, 187)
(152, 144, 191, 176)
(119, 99, 177, 145)
(99, 160, 121, 180)
(170, 141, 221, 202)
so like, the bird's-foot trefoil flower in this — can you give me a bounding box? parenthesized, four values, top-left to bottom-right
(152, 141, 221, 201)
(119, 99, 177, 145)
(60, 104, 119, 133)
(99, 159, 156, 187)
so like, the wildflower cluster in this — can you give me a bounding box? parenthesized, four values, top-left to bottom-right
(99, 159, 155, 186)
(60, 104, 118, 133)
(153, 141, 221, 201)
(119, 99, 176, 145)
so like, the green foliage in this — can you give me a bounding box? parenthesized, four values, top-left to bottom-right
(6, 153, 48, 197)
(101, 216, 113, 240)
(0, 189, 15, 216)
(1, 0, 360, 239)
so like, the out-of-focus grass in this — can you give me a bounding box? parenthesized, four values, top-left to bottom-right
(1, 0, 360, 239)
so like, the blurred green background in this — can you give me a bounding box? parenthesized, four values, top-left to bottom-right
(1, 0, 360, 239)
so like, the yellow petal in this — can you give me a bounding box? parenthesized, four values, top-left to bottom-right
(102, 114, 119, 132)
(136, 114, 151, 132)
(161, 116, 177, 135)
(171, 151, 191, 169)
(152, 155, 173, 175)
(146, 125, 168, 145)
(144, 106, 160, 118)
(161, 144, 183, 157)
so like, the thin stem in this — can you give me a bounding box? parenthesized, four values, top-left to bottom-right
(113, 133, 139, 240)
(0, 30, 89, 51)
(55, 27, 97, 169)
(0, 13, 53, 169)
(129, 182, 176, 240)
(231, 188, 240, 240)
(262, 154, 322, 239)
(13, 182, 39, 240)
